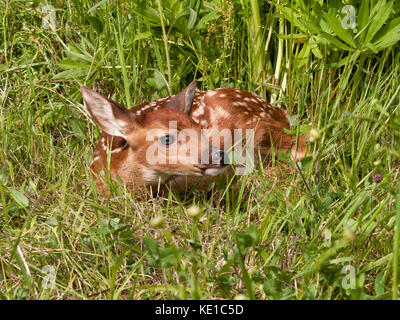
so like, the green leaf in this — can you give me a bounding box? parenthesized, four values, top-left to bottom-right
(325, 55, 351, 69)
(133, 31, 152, 41)
(141, 6, 162, 26)
(365, 0, 393, 45)
(328, 256, 353, 264)
(296, 42, 311, 67)
(372, 18, 400, 50)
(159, 247, 182, 267)
(46, 216, 59, 227)
(0, 167, 8, 186)
(283, 124, 311, 136)
(319, 30, 354, 51)
(300, 156, 313, 170)
(9, 188, 29, 208)
(297, 18, 320, 34)
(358, 1, 370, 31)
(263, 279, 279, 298)
(86, 16, 103, 34)
(187, 7, 197, 30)
(53, 68, 89, 80)
(374, 272, 385, 296)
(365, 42, 379, 54)
(87, 0, 109, 13)
(58, 59, 90, 69)
(236, 225, 258, 251)
(144, 237, 160, 259)
(66, 45, 93, 63)
(195, 10, 221, 29)
(322, 12, 355, 48)
(110, 249, 129, 297)
(311, 45, 323, 59)
(279, 6, 308, 34)
(108, 218, 121, 231)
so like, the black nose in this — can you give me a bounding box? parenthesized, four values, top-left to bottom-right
(213, 150, 229, 166)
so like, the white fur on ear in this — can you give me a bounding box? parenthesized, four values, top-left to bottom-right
(81, 86, 131, 139)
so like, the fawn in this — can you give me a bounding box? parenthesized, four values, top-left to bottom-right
(81, 80, 307, 195)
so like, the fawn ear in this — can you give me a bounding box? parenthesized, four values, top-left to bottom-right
(81, 86, 137, 139)
(165, 80, 197, 114)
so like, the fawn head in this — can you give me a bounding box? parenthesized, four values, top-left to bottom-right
(81, 82, 228, 187)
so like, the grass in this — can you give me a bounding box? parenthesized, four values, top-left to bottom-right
(0, 0, 400, 300)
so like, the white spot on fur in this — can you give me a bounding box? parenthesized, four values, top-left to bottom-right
(207, 107, 217, 123)
(200, 119, 209, 127)
(256, 97, 264, 103)
(111, 147, 124, 154)
(191, 104, 205, 119)
(232, 101, 247, 107)
(191, 93, 206, 121)
(250, 93, 263, 102)
(90, 156, 99, 166)
(215, 105, 231, 119)
(284, 110, 290, 123)
(206, 90, 217, 97)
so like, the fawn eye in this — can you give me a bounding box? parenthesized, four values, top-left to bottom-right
(159, 135, 175, 146)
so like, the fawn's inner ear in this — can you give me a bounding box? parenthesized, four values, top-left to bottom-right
(165, 80, 197, 114)
(81, 86, 139, 139)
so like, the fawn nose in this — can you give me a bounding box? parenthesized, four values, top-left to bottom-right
(212, 150, 229, 166)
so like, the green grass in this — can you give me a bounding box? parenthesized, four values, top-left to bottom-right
(1, 0, 400, 300)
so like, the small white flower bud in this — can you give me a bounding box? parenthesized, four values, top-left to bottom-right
(186, 205, 202, 218)
(309, 128, 320, 142)
(150, 216, 164, 228)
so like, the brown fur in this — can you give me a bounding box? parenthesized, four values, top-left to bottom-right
(82, 83, 307, 196)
